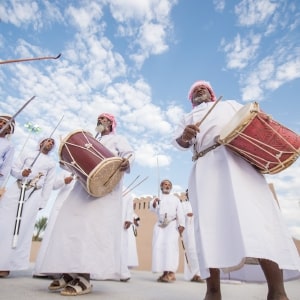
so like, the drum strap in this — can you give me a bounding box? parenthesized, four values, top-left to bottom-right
(192, 143, 220, 161)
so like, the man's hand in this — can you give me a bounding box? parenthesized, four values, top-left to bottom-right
(22, 169, 31, 177)
(119, 159, 130, 172)
(181, 124, 200, 142)
(123, 221, 132, 230)
(178, 226, 185, 235)
(152, 197, 160, 208)
(64, 176, 74, 184)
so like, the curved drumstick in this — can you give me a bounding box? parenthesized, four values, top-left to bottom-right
(0, 54, 61, 65)
(195, 96, 222, 127)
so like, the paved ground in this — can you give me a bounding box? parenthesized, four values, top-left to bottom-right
(1, 266, 299, 300)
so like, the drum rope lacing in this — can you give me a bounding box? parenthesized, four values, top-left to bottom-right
(225, 114, 300, 173)
(60, 131, 106, 176)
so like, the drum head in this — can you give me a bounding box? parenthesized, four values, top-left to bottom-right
(87, 157, 124, 197)
(218, 102, 259, 143)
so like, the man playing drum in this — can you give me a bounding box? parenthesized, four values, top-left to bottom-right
(172, 80, 300, 300)
(36, 113, 134, 296)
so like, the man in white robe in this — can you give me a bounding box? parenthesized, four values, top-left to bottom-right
(150, 179, 185, 283)
(172, 80, 300, 300)
(33, 170, 74, 278)
(181, 189, 204, 283)
(0, 137, 56, 277)
(36, 113, 134, 296)
(0, 114, 15, 198)
(91, 191, 139, 281)
(119, 192, 137, 281)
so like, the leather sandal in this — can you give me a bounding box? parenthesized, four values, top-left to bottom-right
(60, 276, 92, 296)
(191, 275, 205, 283)
(48, 273, 75, 291)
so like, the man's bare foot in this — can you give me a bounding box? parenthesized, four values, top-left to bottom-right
(267, 292, 289, 300)
(204, 291, 221, 300)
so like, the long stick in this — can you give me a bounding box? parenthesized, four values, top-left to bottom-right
(122, 176, 149, 197)
(122, 175, 140, 195)
(12, 182, 27, 248)
(0, 54, 61, 65)
(156, 155, 160, 198)
(195, 96, 222, 127)
(180, 233, 191, 271)
(0, 96, 36, 135)
(30, 115, 64, 168)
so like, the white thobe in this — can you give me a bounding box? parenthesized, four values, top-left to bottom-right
(33, 171, 74, 274)
(181, 200, 201, 281)
(123, 193, 139, 269)
(128, 213, 139, 268)
(150, 193, 185, 273)
(0, 150, 56, 270)
(36, 133, 134, 280)
(172, 100, 300, 279)
(0, 137, 15, 187)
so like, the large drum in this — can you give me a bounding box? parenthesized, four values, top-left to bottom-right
(58, 130, 124, 197)
(217, 102, 300, 174)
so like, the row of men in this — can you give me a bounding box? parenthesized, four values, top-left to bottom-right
(1, 79, 300, 300)
(0, 110, 199, 293)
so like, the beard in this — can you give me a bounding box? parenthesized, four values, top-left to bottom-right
(193, 93, 211, 105)
(161, 188, 171, 194)
(95, 124, 106, 133)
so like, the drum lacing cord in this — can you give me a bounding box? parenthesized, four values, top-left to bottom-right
(257, 114, 300, 154)
(227, 117, 299, 172)
(60, 131, 107, 175)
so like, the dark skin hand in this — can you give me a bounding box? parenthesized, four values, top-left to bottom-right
(119, 158, 130, 171)
(176, 124, 200, 148)
(22, 169, 32, 177)
(124, 221, 132, 229)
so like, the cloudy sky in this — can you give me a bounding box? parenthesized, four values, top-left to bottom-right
(0, 0, 300, 238)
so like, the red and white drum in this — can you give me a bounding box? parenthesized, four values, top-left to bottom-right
(217, 102, 300, 174)
(58, 130, 124, 197)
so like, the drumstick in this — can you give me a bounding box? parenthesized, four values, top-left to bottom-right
(103, 154, 133, 186)
(195, 96, 222, 127)
(122, 176, 149, 197)
(180, 233, 191, 271)
(123, 175, 140, 194)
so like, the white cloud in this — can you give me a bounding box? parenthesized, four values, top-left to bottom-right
(235, 0, 277, 27)
(108, 0, 177, 67)
(134, 142, 172, 168)
(240, 55, 300, 101)
(221, 32, 261, 70)
(213, 0, 225, 12)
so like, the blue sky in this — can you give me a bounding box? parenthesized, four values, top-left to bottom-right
(0, 0, 300, 238)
